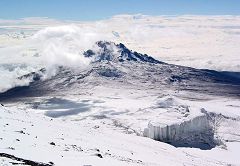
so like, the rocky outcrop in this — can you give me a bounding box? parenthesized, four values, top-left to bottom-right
(83, 41, 163, 64)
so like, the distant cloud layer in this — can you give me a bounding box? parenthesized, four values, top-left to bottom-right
(0, 15, 240, 92)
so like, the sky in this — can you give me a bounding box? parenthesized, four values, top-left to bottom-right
(0, 0, 239, 20)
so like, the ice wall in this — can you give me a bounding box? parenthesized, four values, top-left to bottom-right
(144, 114, 214, 149)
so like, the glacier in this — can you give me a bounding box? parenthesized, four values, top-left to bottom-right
(144, 113, 215, 149)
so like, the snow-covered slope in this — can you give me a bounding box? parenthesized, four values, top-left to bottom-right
(1, 89, 240, 165)
(2, 101, 239, 166)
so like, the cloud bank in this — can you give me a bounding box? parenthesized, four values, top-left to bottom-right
(0, 15, 240, 92)
(0, 24, 114, 92)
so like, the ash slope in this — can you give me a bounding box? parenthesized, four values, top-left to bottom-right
(0, 41, 240, 101)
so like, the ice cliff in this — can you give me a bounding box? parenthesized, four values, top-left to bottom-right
(144, 114, 215, 149)
(143, 97, 217, 149)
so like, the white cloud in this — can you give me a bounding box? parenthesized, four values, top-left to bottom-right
(30, 24, 114, 67)
(0, 15, 240, 92)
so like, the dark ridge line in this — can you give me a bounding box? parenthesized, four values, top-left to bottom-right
(0, 153, 54, 166)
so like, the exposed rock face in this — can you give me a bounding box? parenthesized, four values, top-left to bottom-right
(84, 41, 163, 64)
(144, 114, 215, 149)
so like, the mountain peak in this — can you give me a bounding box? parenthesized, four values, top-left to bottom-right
(83, 41, 162, 64)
